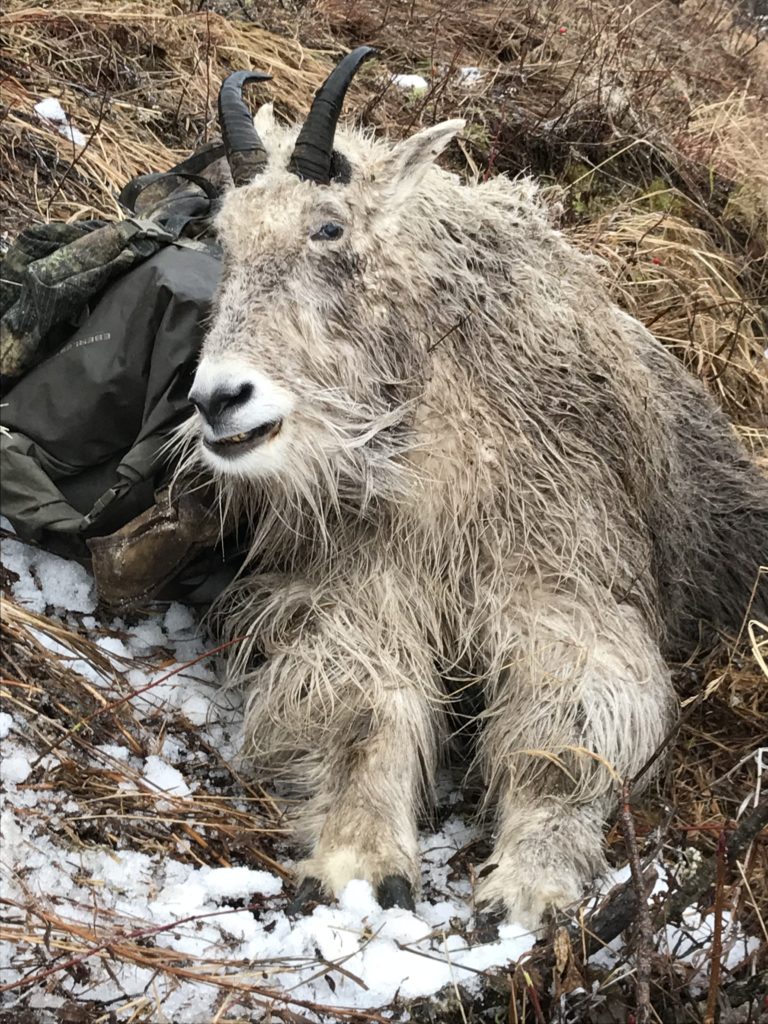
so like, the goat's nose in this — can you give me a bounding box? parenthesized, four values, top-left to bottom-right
(189, 381, 254, 425)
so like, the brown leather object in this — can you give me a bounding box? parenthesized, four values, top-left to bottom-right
(88, 487, 223, 611)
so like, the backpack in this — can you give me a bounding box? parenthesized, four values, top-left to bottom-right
(0, 143, 240, 609)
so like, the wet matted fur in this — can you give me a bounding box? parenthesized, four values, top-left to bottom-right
(174, 103, 768, 928)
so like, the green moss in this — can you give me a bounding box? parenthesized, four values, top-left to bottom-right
(643, 177, 686, 214)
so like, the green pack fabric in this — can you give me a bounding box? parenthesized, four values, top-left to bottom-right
(1, 219, 182, 382)
(0, 242, 221, 559)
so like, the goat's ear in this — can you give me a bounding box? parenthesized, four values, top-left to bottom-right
(253, 101, 275, 135)
(375, 119, 465, 191)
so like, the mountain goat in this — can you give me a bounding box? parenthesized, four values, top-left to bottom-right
(178, 49, 768, 928)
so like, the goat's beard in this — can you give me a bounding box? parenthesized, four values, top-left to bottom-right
(167, 391, 417, 564)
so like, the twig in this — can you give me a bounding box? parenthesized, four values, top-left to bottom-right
(580, 866, 658, 956)
(202, 9, 212, 144)
(33, 633, 253, 765)
(427, 314, 471, 353)
(704, 830, 727, 1024)
(726, 793, 768, 864)
(630, 691, 705, 790)
(0, 898, 269, 994)
(663, 792, 768, 925)
(45, 80, 109, 215)
(522, 969, 547, 1024)
(620, 779, 653, 1024)
(0, 900, 392, 1022)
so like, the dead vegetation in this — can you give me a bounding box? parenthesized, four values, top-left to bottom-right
(1, 0, 767, 1021)
(0, 1, 334, 221)
(1, 577, 766, 1021)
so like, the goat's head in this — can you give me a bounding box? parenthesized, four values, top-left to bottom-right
(189, 49, 464, 490)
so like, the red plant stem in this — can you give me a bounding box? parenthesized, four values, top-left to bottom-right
(704, 830, 727, 1024)
(620, 780, 653, 1024)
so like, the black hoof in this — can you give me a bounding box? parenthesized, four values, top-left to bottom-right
(472, 907, 503, 943)
(377, 874, 415, 911)
(287, 876, 325, 917)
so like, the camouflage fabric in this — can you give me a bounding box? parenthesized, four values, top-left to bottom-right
(1, 221, 101, 380)
(1, 219, 200, 383)
(0, 142, 225, 385)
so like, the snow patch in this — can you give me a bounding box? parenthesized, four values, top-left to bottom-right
(200, 865, 283, 899)
(164, 601, 197, 635)
(0, 535, 95, 613)
(458, 66, 483, 85)
(142, 755, 192, 797)
(58, 124, 88, 146)
(93, 742, 131, 762)
(34, 96, 87, 146)
(392, 73, 429, 92)
(34, 96, 69, 121)
(0, 750, 32, 784)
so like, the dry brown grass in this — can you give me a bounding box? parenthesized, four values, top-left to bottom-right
(0, 0, 340, 222)
(0, 595, 289, 874)
(314, 0, 768, 422)
(577, 207, 768, 422)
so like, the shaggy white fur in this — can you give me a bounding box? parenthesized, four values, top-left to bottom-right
(173, 102, 768, 927)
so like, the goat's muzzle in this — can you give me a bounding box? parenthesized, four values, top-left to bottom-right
(203, 419, 283, 458)
(189, 357, 294, 469)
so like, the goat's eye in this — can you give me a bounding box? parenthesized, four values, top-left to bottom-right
(311, 222, 344, 242)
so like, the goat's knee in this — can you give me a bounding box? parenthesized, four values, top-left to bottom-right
(478, 596, 676, 926)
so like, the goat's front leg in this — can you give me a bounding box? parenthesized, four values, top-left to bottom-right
(239, 578, 442, 910)
(476, 590, 676, 929)
(297, 685, 435, 909)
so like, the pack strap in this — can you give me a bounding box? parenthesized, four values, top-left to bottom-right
(169, 141, 226, 177)
(118, 141, 226, 215)
(119, 170, 221, 216)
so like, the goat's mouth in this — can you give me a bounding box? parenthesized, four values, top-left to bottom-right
(204, 419, 283, 457)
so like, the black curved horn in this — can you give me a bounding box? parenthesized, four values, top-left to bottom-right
(288, 46, 376, 185)
(218, 70, 272, 186)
